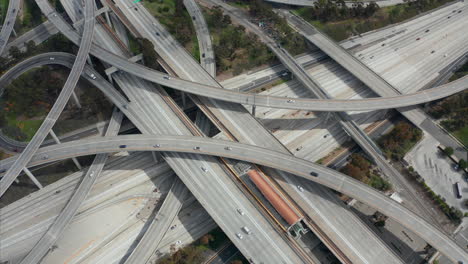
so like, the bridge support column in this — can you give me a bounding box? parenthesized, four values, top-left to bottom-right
(195, 111, 211, 136)
(252, 105, 256, 117)
(104, 11, 113, 28)
(71, 91, 82, 108)
(50, 130, 82, 170)
(106, 73, 113, 84)
(152, 152, 161, 163)
(23, 167, 43, 189)
(87, 55, 93, 66)
(181, 91, 186, 109)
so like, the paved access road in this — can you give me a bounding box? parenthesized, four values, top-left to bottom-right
(1, 134, 467, 263)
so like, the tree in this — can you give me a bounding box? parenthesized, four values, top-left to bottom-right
(459, 159, 467, 170)
(443, 146, 454, 157)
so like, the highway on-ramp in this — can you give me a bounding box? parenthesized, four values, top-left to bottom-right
(0, 0, 20, 54)
(0, 0, 96, 198)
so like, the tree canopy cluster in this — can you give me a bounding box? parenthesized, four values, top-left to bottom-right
(246, 0, 307, 55)
(205, 6, 275, 74)
(429, 91, 468, 133)
(300, 0, 379, 22)
(378, 121, 422, 161)
(136, 38, 160, 70)
(340, 153, 391, 191)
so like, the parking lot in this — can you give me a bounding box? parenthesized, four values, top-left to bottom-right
(405, 134, 467, 214)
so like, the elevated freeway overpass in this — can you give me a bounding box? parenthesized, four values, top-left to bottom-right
(0, 134, 466, 263)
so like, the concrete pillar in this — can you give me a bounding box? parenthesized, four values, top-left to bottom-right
(87, 55, 93, 66)
(181, 91, 186, 109)
(107, 73, 113, 84)
(152, 152, 160, 163)
(105, 11, 113, 28)
(23, 167, 43, 189)
(50, 130, 82, 170)
(252, 105, 256, 117)
(71, 91, 82, 108)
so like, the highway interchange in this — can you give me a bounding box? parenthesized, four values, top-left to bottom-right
(0, 0, 467, 263)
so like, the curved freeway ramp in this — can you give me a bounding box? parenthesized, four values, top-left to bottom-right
(31, 0, 468, 112)
(0, 0, 96, 197)
(0, 134, 467, 263)
(184, 0, 216, 76)
(0, 0, 20, 54)
(18, 109, 122, 264)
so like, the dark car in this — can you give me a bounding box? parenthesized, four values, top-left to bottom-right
(119, 145, 127, 148)
(202, 53, 205, 58)
(310, 171, 318, 177)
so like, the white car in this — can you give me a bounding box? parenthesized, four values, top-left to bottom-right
(193, 146, 201, 150)
(201, 166, 208, 172)
(163, 76, 170, 80)
(236, 233, 243, 239)
(225, 146, 232, 151)
(242, 226, 252, 235)
(237, 208, 245, 216)
(90, 73, 96, 80)
(297, 185, 304, 192)
(49, 57, 55, 60)
(89, 171, 95, 178)
(287, 99, 295, 103)
(154, 144, 161, 148)
(176, 240, 182, 245)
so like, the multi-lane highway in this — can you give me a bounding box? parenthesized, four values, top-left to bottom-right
(54, 0, 306, 262)
(283, 10, 467, 158)
(17, 108, 122, 264)
(20, 0, 465, 112)
(1, 21, 58, 57)
(34, 0, 466, 262)
(183, 0, 216, 76)
(0, 0, 20, 55)
(0, 0, 96, 197)
(1, 134, 467, 263)
(123, 178, 188, 264)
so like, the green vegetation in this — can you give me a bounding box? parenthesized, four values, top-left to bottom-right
(459, 159, 467, 170)
(295, 0, 456, 41)
(0, 34, 76, 74)
(246, 0, 307, 55)
(204, 6, 276, 75)
(143, 0, 197, 56)
(443, 146, 454, 156)
(340, 153, 392, 191)
(18, 0, 45, 33)
(449, 60, 468, 81)
(128, 33, 142, 55)
(378, 121, 422, 161)
(0, 0, 8, 24)
(158, 227, 231, 264)
(427, 90, 468, 146)
(136, 38, 160, 70)
(0, 67, 61, 141)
